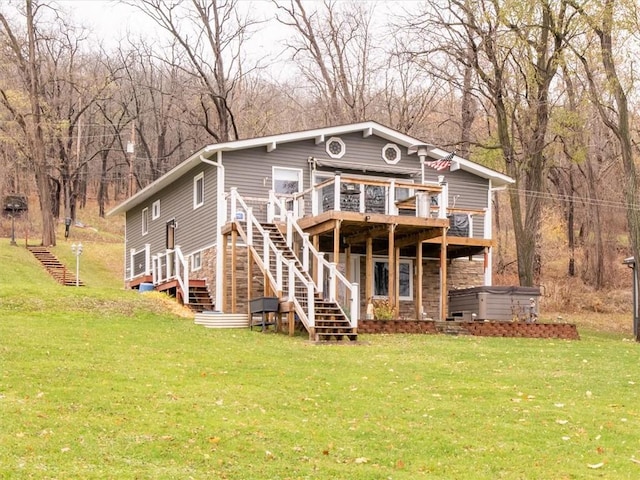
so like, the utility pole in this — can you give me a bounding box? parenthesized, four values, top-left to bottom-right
(127, 123, 136, 196)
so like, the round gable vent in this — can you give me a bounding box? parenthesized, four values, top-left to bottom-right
(326, 137, 346, 159)
(382, 143, 401, 165)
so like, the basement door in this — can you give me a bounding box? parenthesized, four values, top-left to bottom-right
(166, 219, 176, 276)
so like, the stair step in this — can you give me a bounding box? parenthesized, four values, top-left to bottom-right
(252, 221, 357, 343)
(28, 247, 84, 286)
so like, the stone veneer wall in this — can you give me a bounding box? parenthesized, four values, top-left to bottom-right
(194, 245, 254, 313)
(359, 256, 485, 319)
(196, 245, 485, 318)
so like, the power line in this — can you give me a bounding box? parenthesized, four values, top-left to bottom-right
(508, 187, 638, 211)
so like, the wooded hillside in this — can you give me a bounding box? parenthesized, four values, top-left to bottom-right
(1, 0, 638, 295)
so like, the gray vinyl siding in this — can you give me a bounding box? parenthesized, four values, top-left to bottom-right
(223, 133, 489, 237)
(125, 162, 218, 275)
(437, 169, 489, 238)
(223, 132, 423, 198)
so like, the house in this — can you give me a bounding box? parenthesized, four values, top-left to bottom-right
(108, 121, 514, 341)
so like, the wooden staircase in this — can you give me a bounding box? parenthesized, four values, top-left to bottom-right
(259, 223, 358, 342)
(314, 299, 358, 341)
(27, 246, 84, 286)
(186, 281, 215, 312)
(156, 278, 214, 312)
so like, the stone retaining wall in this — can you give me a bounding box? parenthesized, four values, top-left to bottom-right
(463, 321, 580, 339)
(358, 319, 579, 339)
(358, 320, 438, 335)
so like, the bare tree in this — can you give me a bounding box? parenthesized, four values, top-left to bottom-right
(569, 0, 640, 336)
(274, 0, 379, 125)
(127, 0, 261, 142)
(400, 0, 578, 286)
(0, 0, 57, 245)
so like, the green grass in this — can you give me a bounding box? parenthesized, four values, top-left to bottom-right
(2, 241, 640, 479)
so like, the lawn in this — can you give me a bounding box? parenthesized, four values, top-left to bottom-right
(1, 241, 640, 479)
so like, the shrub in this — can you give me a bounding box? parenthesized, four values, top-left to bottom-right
(372, 298, 395, 320)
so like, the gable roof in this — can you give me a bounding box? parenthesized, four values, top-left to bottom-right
(107, 121, 514, 216)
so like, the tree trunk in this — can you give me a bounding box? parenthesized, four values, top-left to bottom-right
(26, 0, 56, 246)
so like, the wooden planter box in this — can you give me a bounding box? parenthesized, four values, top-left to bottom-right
(249, 296, 279, 331)
(249, 296, 279, 314)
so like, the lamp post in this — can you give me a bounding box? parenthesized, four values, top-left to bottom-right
(71, 242, 83, 286)
(8, 203, 17, 246)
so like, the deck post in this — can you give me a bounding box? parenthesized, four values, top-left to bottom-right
(222, 233, 229, 312)
(313, 235, 320, 289)
(333, 220, 341, 263)
(484, 247, 492, 286)
(247, 244, 253, 317)
(416, 240, 423, 320)
(439, 226, 448, 320)
(333, 220, 341, 299)
(231, 229, 237, 313)
(246, 208, 253, 246)
(302, 233, 310, 271)
(388, 180, 397, 215)
(317, 252, 325, 296)
(276, 250, 283, 296)
(395, 247, 400, 312)
(388, 224, 396, 312)
(365, 237, 373, 303)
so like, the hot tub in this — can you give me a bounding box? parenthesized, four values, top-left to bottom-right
(448, 286, 541, 321)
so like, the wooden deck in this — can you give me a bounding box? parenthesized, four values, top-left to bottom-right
(295, 209, 492, 258)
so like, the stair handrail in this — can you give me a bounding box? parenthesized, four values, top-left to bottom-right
(173, 246, 189, 305)
(326, 262, 360, 328)
(230, 189, 315, 328)
(287, 259, 314, 329)
(267, 190, 359, 327)
(151, 246, 190, 305)
(229, 191, 280, 293)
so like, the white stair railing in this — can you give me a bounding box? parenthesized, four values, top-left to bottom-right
(151, 246, 190, 305)
(268, 190, 360, 328)
(230, 188, 315, 329)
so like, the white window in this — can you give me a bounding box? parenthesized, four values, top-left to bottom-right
(193, 172, 204, 209)
(141, 207, 149, 236)
(273, 167, 303, 195)
(382, 143, 401, 165)
(326, 136, 346, 159)
(191, 251, 202, 271)
(152, 200, 160, 220)
(373, 258, 413, 301)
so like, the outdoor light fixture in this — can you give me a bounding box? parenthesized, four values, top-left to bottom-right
(71, 242, 83, 287)
(8, 202, 17, 246)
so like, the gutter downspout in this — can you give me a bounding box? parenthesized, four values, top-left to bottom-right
(200, 153, 225, 311)
(484, 182, 510, 286)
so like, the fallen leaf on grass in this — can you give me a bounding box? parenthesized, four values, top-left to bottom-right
(587, 462, 604, 469)
(354, 457, 368, 464)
